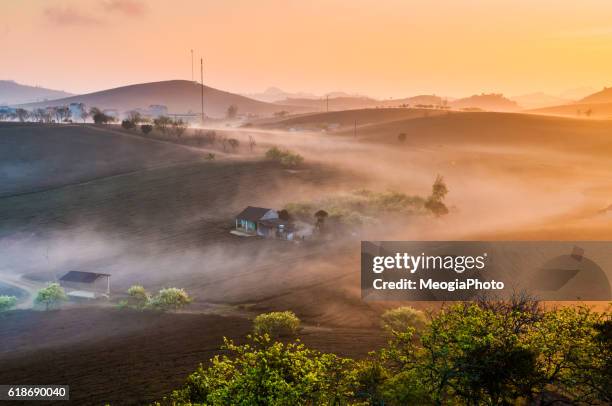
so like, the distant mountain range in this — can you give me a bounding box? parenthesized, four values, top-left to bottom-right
(511, 92, 573, 110)
(527, 86, 612, 117)
(21, 80, 305, 118)
(0, 80, 73, 105)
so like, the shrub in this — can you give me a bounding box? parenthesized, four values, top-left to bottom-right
(253, 311, 300, 336)
(149, 287, 192, 311)
(205, 153, 215, 160)
(168, 335, 355, 405)
(121, 119, 135, 130)
(35, 282, 67, 310)
(140, 124, 153, 134)
(381, 306, 427, 334)
(127, 285, 150, 309)
(0, 295, 17, 312)
(265, 147, 304, 168)
(153, 116, 172, 134)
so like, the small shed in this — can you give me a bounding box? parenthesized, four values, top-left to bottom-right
(59, 271, 111, 300)
(235, 206, 278, 235)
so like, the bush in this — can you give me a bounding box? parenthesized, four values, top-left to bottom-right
(381, 306, 427, 334)
(127, 285, 150, 309)
(141, 124, 153, 134)
(265, 147, 304, 168)
(35, 282, 67, 310)
(149, 288, 192, 311)
(121, 119, 135, 130)
(253, 311, 300, 336)
(0, 295, 17, 312)
(168, 335, 355, 405)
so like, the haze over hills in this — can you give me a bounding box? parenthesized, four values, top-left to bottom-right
(511, 92, 572, 110)
(0, 80, 73, 106)
(578, 87, 612, 104)
(450, 93, 520, 112)
(527, 87, 612, 118)
(21, 80, 303, 118)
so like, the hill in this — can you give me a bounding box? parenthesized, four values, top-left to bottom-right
(277, 96, 380, 111)
(0, 80, 73, 105)
(579, 87, 612, 104)
(511, 92, 571, 109)
(451, 93, 520, 111)
(21, 80, 302, 118)
(528, 102, 612, 118)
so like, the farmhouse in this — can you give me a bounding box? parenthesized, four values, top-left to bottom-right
(59, 270, 111, 300)
(234, 206, 296, 240)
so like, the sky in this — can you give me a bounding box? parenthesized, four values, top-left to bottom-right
(2, 0, 612, 99)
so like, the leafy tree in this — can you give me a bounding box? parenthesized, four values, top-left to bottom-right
(424, 175, 449, 217)
(126, 110, 142, 125)
(205, 153, 216, 160)
(253, 311, 301, 337)
(278, 209, 291, 221)
(0, 295, 17, 312)
(265, 147, 304, 168)
(149, 287, 192, 311)
(127, 285, 150, 309)
(168, 334, 355, 405)
(90, 107, 113, 124)
(381, 306, 427, 334)
(226, 104, 238, 119)
(314, 209, 328, 229)
(398, 132, 407, 143)
(141, 124, 153, 134)
(35, 282, 67, 310)
(121, 119, 135, 130)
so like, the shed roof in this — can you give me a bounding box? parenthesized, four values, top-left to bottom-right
(236, 206, 273, 221)
(60, 271, 110, 284)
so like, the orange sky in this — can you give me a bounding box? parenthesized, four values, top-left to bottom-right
(2, 0, 612, 98)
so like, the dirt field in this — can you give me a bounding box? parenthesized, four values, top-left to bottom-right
(1, 114, 611, 404)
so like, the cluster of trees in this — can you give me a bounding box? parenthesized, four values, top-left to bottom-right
(191, 130, 243, 152)
(265, 146, 304, 168)
(163, 298, 611, 405)
(120, 285, 192, 312)
(0, 295, 18, 312)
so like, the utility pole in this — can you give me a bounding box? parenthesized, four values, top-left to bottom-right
(191, 49, 194, 82)
(354, 120, 357, 137)
(200, 58, 205, 125)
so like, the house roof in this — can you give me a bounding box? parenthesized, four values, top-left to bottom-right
(236, 206, 273, 221)
(60, 270, 110, 284)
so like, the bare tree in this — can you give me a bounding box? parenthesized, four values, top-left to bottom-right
(228, 138, 240, 151)
(226, 104, 238, 119)
(248, 135, 256, 152)
(219, 135, 228, 151)
(15, 108, 29, 122)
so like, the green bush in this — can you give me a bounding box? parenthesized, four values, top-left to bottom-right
(253, 311, 301, 337)
(0, 295, 17, 312)
(35, 282, 67, 310)
(149, 287, 192, 311)
(168, 335, 355, 405)
(381, 306, 427, 334)
(265, 147, 304, 168)
(127, 285, 150, 309)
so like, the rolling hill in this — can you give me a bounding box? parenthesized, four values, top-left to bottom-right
(450, 93, 520, 111)
(21, 80, 304, 118)
(511, 92, 572, 109)
(578, 87, 612, 104)
(0, 80, 73, 105)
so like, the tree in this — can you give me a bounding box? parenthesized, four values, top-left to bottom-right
(141, 124, 153, 134)
(153, 116, 172, 134)
(398, 133, 407, 143)
(121, 119, 135, 130)
(90, 107, 113, 124)
(227, 138, 239, 151)
(314, 209, 328, 229)
(278, 209, 291, 221)
(381, 306, 427, 334)
(274, 110, 288, 117)
(56, 106, 70, 122)
(126, 110, 142, 125)
(0, 295, 17, 312)
(76, 103, 88, 123)
(253, 311, 301, 337)
(424, 175, 449, 217)
(248, 135, 256, 152)
(127, 285, 150, 309)
(171, 119, 187, 138)
(219, 135, 228, 151)
(585, 108, 593, 117)
(168, 335, 355, 405)
(15, 108, 29, 122)
(226, 104, 238, 119)
(149, 287, 192, 311)
(35, 282, 67, 310)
